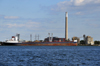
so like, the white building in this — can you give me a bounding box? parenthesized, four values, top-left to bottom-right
(85, 36, 94, 45)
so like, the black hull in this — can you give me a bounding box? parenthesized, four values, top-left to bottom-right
(2, 43, 21, 46)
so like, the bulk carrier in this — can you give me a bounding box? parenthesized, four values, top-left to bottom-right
(2, 12, 77, 46)
(2, 34, 77, 46)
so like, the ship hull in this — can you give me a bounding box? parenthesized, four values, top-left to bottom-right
(2, 42, 21, 46)
(19, 42, 77, 46)
(2, 42, 77, 46)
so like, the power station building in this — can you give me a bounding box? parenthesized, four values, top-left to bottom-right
(85, 36, 94, 45)
(83, 35, 94, 45)
(44, 12, 69, 42)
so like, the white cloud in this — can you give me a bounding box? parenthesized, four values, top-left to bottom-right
(6, 21, 40, 29)
(66, 0, 100, 6)
(7, 24, 24, 28)
(4, 16, 19, 19)
(73, 0, 100, 6)
(75, 12, 83, 15)
(74, 0, 85, 6)
(25, 21, 40, 28)
(50, 0, 100, 13)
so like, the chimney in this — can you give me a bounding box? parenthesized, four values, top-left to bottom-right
(65, 12, 68, 40)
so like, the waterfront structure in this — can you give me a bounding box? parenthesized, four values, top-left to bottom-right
(85, 36, 94, 45)
(65, 12, 68, 41)
(72, 37, 80, 44)
(83, 35, 94, 45)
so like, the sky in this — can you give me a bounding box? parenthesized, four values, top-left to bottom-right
(0, 0, 100, 41)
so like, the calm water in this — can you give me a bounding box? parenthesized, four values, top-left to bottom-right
(0, 46, 100, 66)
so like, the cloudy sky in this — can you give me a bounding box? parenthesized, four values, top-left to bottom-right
(0, 0, 100, 41)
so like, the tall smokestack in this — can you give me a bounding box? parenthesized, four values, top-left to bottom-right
(65, 12, 68, 40)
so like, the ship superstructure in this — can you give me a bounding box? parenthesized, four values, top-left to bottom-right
(3, 34, 21, 45)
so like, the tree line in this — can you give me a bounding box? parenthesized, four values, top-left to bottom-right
(80, 40, 100, 45)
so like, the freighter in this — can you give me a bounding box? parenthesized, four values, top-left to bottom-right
(2, 34, 77, 46)
(2, 12, 77, 46)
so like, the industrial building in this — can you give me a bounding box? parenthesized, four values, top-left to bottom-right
(85, 36, 94, 45)
(72, 37, 80, 44)
(83, 35, 94, 45)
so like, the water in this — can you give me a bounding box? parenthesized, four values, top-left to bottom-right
(0, 46, 100, 66)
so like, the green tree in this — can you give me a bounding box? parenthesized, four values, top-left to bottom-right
(80, 40, 85, 44)
(94, 41, 100, 44)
